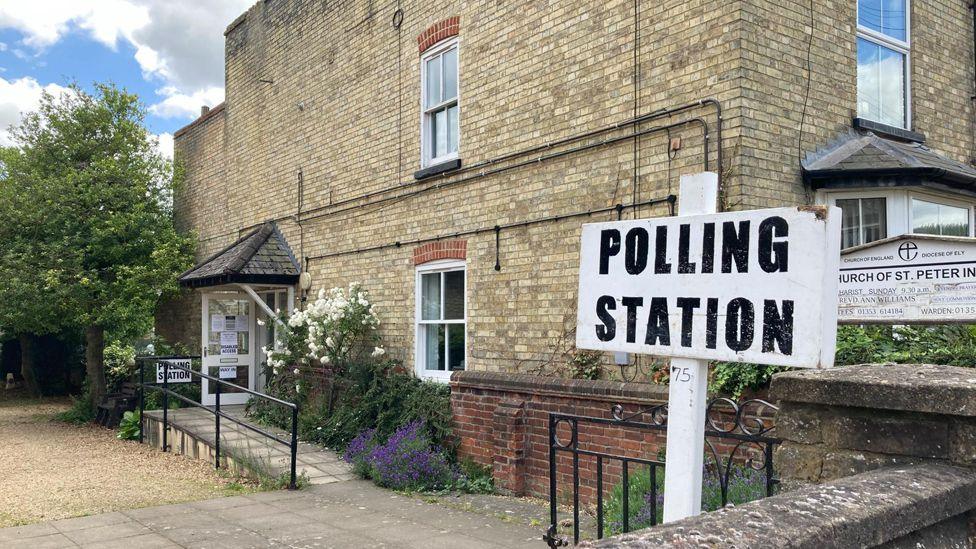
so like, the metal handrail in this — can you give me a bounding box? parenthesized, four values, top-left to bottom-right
(135, 356, 299, 489)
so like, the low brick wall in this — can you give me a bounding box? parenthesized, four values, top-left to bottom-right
(450, 371, 773, 504)
(451, 371, 670, 501)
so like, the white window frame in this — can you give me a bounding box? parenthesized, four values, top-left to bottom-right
(856, 0, 912, 128)
(420, 37, 460, 168)
(834, 195, 889, 248)
(414, 259, 466, 382)
(820, 188, 976, 244)
(908, 192, 975, 237)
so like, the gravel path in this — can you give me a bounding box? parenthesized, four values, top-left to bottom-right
(0, 395, 253, 528)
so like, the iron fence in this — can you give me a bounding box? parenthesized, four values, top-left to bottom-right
(544, 398, 779, 547)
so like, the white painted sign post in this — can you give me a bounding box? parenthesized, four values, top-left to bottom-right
(575, 172, 841, 522)
(839, 234, 976, 324)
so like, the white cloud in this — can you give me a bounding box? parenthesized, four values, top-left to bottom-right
(149, 86, 225, 120)
(0, 76, 71, 146)
(0, 0, 254, 123)
(155, 131, 173, 160)
(0, 1, 149, 50)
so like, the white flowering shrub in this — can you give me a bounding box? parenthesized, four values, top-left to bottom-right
(250, 283, 385, 421)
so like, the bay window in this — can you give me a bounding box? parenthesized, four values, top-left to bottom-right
(837, 197, 887, 248)
(911, 198, 971, 236)
(416, 261, 465, 380)
(856, 0, 910, 128)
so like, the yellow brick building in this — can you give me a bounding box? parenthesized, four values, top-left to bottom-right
(158, 0, 976, 390)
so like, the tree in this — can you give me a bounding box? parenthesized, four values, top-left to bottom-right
(0, 83, 194, 405)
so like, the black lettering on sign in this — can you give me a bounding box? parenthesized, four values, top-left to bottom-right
(758, 216, 789, 273)
(721, 221, 750, 273)
(675, 297, 701, 347)
(644, 297, 671, 346)
(654, 226, 672, 274)
(762, 299, 794, 354)
(725, 297, 755, 351)
(705, 298, 718, 349)
(595, 295, 616, 341)
(678, 224, 696, 274)
(621, 296, 644, 343)
(599, 230, 620, 274)
(625, 228, 648, 275)
(701, 223, 715, 274)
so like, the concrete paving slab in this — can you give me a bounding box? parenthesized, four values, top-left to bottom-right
(0, 467, 541, 549)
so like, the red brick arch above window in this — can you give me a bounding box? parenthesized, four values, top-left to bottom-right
(413, 240, 467, 265)
(417, 17, 459, 54)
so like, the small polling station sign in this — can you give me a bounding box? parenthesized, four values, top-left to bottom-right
(575, 172, 841, 523)
(155, 358, 193, 384)
(838, 234, 976, 324)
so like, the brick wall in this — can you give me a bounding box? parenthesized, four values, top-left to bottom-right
(450, 370, 774, 504)
(161, 0, 976, 376)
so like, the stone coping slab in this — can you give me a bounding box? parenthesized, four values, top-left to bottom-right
(579, 462, 976, 548)
(769, 364, 976, 417)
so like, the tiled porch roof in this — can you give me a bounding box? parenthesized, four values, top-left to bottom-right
(179, 222, 300, 288)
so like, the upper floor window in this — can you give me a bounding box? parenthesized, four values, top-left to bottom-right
(837, 197, 887, 248)
(421, 39, 459, 167)
(911, 198, 971, 236)
(857, 0, 910, 128)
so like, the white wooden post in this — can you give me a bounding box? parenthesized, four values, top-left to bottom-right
(662, 171, 718, 523)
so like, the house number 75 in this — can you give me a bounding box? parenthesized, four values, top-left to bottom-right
(670, 365, 692, 382)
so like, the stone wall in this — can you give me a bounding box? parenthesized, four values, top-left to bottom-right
(580, 364, 976, 547)
(771, 363, 976, 486)
(581, 462, 976, 548)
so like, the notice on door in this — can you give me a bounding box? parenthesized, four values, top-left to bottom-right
(218, 366, 237, 379)
(576, 206, 841, 368)
(155, 358, 193, 383)
(838, 234, 976, 324)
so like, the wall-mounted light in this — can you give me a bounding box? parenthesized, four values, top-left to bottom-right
(299, 272, 312, 304)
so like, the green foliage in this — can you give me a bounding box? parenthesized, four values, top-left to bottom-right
(570, 349, 603, 380)
(451, 459, 495, 494)
(0, 82, 195, 403)
(603, 463, 768, 537)
(105, 341, 137, 393)
(302, 360, 454, 452)
(709, 325, 976, 397)
(55, 386, 95, 424)
(709, 363, 786, 398)
(117, 410, 141, 440)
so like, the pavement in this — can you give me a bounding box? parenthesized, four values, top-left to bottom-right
(0, 479, 544, 548)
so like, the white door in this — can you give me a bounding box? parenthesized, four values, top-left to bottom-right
(201, 292, 256, 406)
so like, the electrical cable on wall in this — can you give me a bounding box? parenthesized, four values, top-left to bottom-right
(796, 0, 815, 165)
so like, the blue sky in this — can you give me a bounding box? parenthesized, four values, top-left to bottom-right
(0, 1, 254, 157)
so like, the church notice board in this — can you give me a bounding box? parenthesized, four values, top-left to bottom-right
(838, 234, 976, 324)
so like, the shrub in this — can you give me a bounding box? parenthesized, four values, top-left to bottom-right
(55, 385, 95, 424)
(603, 463, 768, 537)
(105, 341, 137, 393)
(304, 360, 453, 451)
(117, 410, 141, 440)
(355, 420, 454, 491)
(343, 427, 377, 478)
(709, 324, 976, 397)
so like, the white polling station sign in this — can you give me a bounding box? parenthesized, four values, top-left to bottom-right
(838, 234, 976, 324)
(155, 358, 193, 384)
(576, 201, 841, 368)
(576, 172, 841, 524)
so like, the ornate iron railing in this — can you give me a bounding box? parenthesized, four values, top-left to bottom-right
(544, 398, 779, 547)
